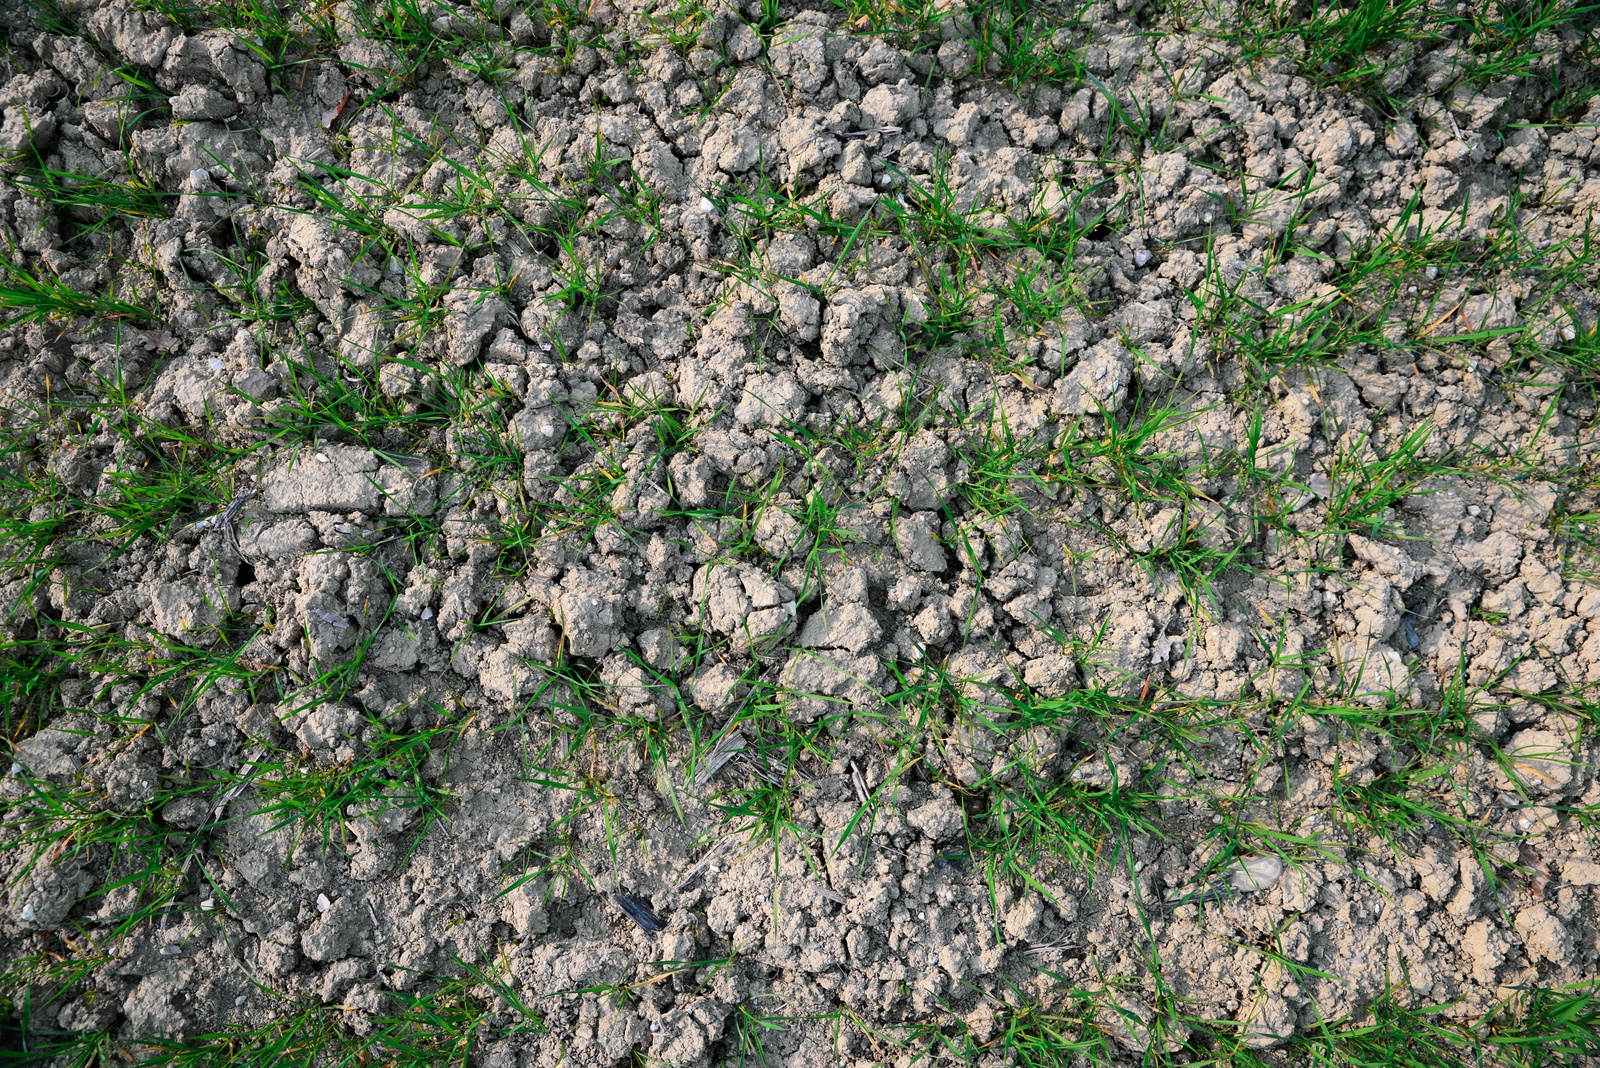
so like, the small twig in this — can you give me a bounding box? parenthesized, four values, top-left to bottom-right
(192, 489, 257, 555)
(613, 892, 666, 933)
(675, 837, 734, 892)
(692, 728, 747, 788)
(850, 761, 870, 805)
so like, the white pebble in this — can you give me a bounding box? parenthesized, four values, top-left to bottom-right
(207, 739, 216, 747)
(235, 995, 248, 1006)
(160, 945, 182, 956)
(1579, 523, 1589, 533)
(334, 523, 354, 534)
(929, 954, 938, 965)
(20, 904, 35, 922)
(590, 597, 599, 605)
(8, 763, 19, 776)
(201, 898, 215, 911)
(316, 893, 331, 913)
(190, 168, 210, 184)
(492, 787, 501, 794)
(421, 607, 434, 620)
(1425, 265, 1438, 279)
(709, 864, 720, 873)
(918, 911, 926, 919)
(539, 424, 555, 436)
(1132, 249, 1151, 267)
(1560, 325, 1577, 341)
(1202, 212, 1214, 223)
(699, 196, 716, 214)
(1212, 814, 1224, 824)
(1468, 505, 1481, 516)
(540, 342, 552, 352)
(208, 357, 225, 372)
(1226, 854, 1284, 892)
(316, 453, 330, 463)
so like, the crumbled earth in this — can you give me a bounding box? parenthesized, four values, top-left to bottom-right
(3, 0, 1600, 1062)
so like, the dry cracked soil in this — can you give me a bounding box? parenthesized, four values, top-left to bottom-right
(4, 0, 1600, 1063)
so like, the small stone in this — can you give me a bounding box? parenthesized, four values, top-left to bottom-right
(200, 898, 215, 911)
(19, 904, 35, 922)
(235, 995, 248, 1006)
(316, 453, 330, 463)
(160, 945, 182, 956)
(1133, 249, 1151, 267)
(1226, 855, 1284, 893)
(699, 196, 716, 214)
(316, 893, 331, 913)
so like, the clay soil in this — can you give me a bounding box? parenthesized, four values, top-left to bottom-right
(3, 0, 1600, 1064)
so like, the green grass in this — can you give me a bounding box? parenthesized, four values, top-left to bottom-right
(0, 265, 155, 327)
(830, 0, 1091, 85)
(246, 705, 460, 856)
(8, 959, 542, 1067)
(13, 165, 174, 240)
(1192, 0, 1600, 95)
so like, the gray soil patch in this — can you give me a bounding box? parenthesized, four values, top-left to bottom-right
(2, 0, 1600, 1062)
